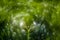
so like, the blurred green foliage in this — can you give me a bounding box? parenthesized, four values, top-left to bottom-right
(0, 0, 60, 40)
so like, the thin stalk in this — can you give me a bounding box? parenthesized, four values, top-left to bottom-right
(27, 29, 30, 40)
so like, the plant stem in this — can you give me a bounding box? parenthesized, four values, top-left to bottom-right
(27, 30, 30, 40)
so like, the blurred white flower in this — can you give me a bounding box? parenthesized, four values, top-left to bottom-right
(19, 21, 24, 27)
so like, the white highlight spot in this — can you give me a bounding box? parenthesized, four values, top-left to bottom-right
(19, 21, 24, 27)
(33, 21, 36, 25)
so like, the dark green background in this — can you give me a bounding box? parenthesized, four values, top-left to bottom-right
(0, 0, 60, 40)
